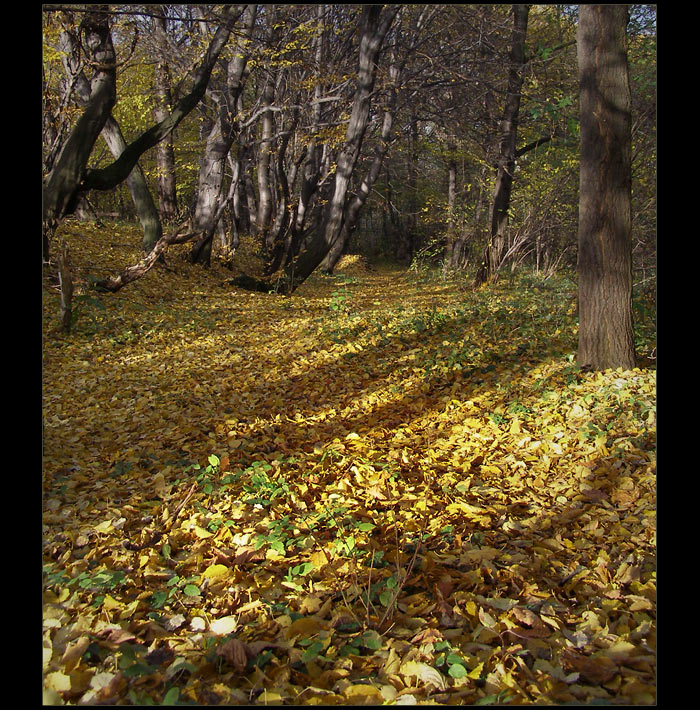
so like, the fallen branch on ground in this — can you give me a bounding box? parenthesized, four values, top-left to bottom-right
(95, 223, 203, 292)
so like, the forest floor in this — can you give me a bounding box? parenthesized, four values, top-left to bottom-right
(42, 222, 656, 706)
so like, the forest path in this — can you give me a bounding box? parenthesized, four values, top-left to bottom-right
(43, 225, 656, 705)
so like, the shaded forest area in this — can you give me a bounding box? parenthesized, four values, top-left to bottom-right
(42, 4, 656, 706)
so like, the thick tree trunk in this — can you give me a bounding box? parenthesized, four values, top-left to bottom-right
(102, 119, 163, 251)
(281, 4, 399, 293)
(320, 61, 399, 274)
(577, 5, 635, 371)
(42, 7, 117, 256)
(190, 5, 257, 266)
(474, 4, 529, 286)
(256, 78, 275, 249)
(293, 4, 325, 244)
(57, 24, 163, 252)
(78, 5, 243, 195)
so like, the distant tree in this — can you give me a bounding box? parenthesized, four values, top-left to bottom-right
(150, 7, 179, 225)
(576, 4, 635, 370)
(189, 4, 257, 266)
(474, 4, 530, 286)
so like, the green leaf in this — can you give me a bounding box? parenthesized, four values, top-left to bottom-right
(150, 591, 168, 609)
(208, 454, 220, 467)
(379, 590, 394, 607)
(161, 687, 180, 705)
(183, 584, 201, 596)
(301, 640, 324, 663)
(448, 662, 468, 678)
(361, 630, 383, 650)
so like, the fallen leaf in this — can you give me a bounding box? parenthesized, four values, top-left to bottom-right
(399, 661, 446, 690)
(210, 616, 238, 635)
(216, 638, 247, 672)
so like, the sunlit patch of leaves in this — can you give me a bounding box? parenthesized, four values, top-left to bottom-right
(43, 225, 655, 705)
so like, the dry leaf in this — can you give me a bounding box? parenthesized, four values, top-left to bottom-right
(216, 638, 247, 672)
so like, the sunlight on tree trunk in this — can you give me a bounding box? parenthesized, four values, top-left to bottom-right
(577, 5, 635, 371)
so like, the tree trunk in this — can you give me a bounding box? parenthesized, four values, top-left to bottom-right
(281, 4, 399, 293)
(320, 59, 400, 274)
(56, 23, 163, 252)
(151, 12, 179, 224)
(442, 155, 457, 275)
(293, 4, 325, 243)
(577, 5, 635, 370)
(256, 77, 275, 249)
(474, 4, 529, 286)
(190, 4, 257, 266)
(42, 7, 117, 257)
(78, 5, 243, 195)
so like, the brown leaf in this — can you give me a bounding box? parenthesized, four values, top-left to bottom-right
(61, 636, 91, 671)
(410, 627, 444, 645)
(561, 650, 618, 684)
(95, 626, 137, 646)
(509, 607, 550, 638)
(216, 638, 248, 673)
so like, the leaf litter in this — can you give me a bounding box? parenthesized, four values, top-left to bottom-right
(43, 226, 656, 705)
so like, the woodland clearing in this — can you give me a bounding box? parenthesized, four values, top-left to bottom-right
(42, 224, 656, 705)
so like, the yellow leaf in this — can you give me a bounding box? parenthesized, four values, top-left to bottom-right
(446, 502, 488, 516)
(259, 691, 284, 703)
(45, 671, 72, 693)
(210, 616, 238, 635)
(399, 661, 447, 690)
(299, 594, 322, 614)
(192, 525, 213, 539)
(286, 616, 325, 639)
(202, 564, 230, 580)
(468, 661, 484, 679)
(95, 520, 113, 534)
(102, 594, 122, 611)
(343, 684, 383, 704)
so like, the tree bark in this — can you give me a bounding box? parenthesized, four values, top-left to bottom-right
(474, 4, 529, 286)
(189, 4, 257, 266)
(42, 6, 117, 257)
(151, 10, 179, 224)
(78, 5, 244, 195)
(56, 24, 163, 252)
(442, 155, 457, 274)
(320, 59, 400, 274)
(256, 77, 275, 248)
(281, 4, 399, 293)
(577, 5, 635, 370)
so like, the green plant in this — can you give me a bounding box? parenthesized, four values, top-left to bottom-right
(434, 641, 469, 679)
(242, 461, 290, 507)
(329, 287, 350, 314)
(149, 574, 201, 609)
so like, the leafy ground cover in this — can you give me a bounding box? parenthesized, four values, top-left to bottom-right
(42, 224, 656, 705)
